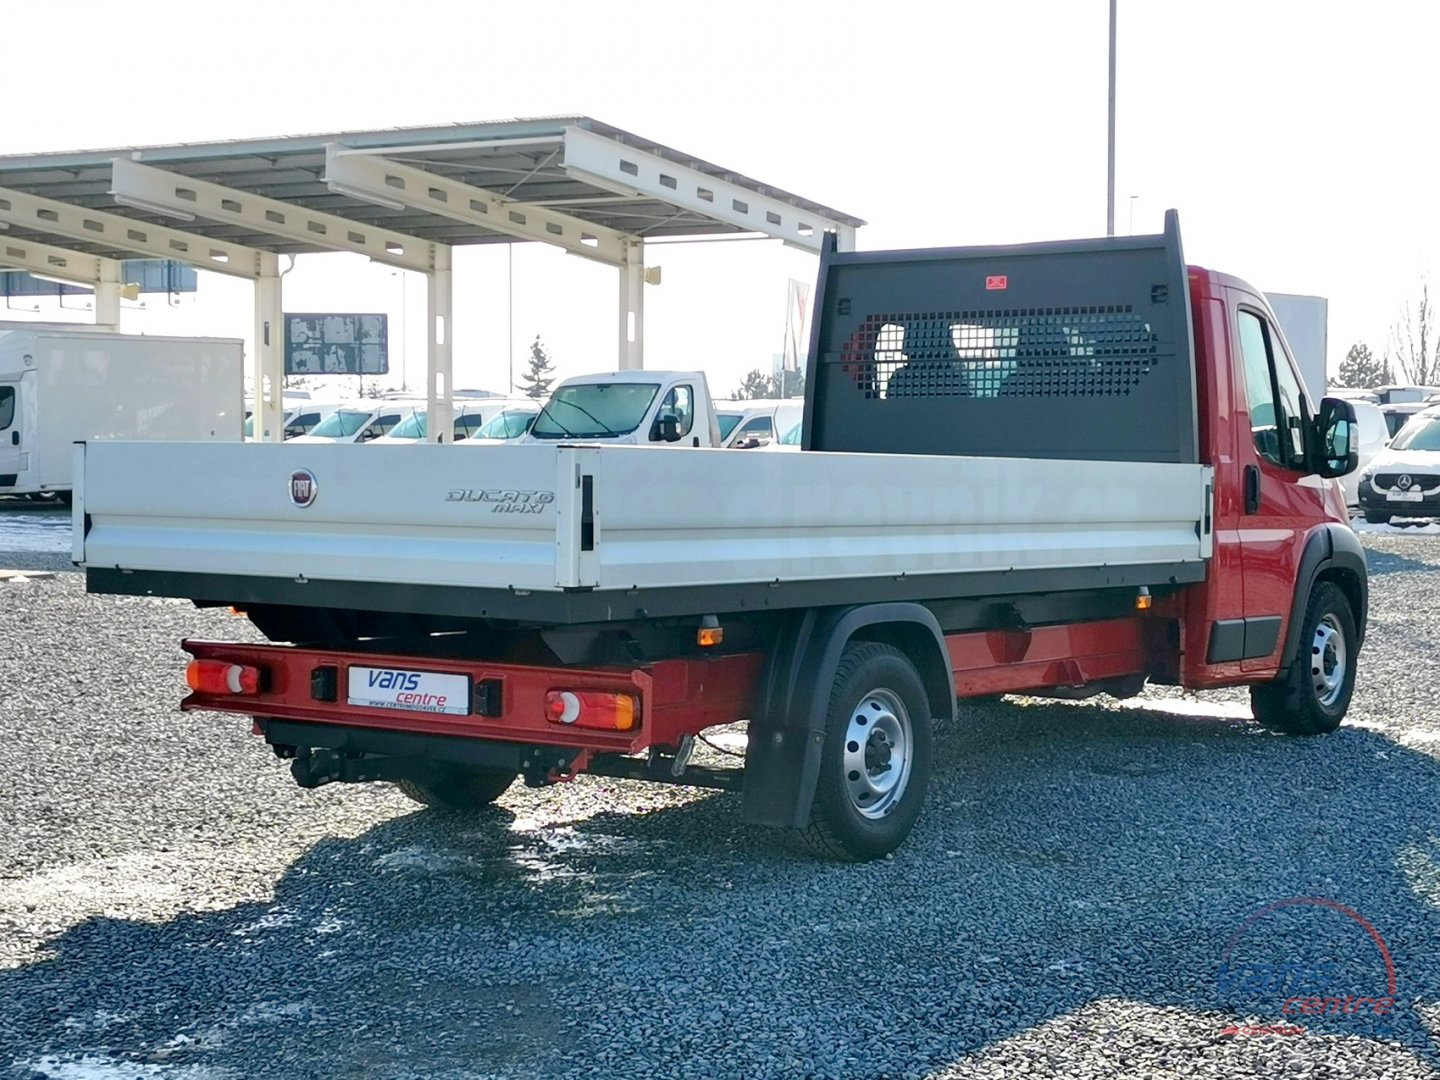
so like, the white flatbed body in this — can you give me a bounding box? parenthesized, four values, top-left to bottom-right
(77, 442, 1213, 624)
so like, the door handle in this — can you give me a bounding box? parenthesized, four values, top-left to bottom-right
(9, 431, 16, 446)
(1244, 464, 1261, 515)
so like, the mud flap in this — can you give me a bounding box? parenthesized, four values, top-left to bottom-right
(741, 604, 954, 828)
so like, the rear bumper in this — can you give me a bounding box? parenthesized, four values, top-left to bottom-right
(182, 639, 763, 757)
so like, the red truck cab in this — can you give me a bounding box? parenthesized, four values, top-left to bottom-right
(1181, 266, 1366, 719)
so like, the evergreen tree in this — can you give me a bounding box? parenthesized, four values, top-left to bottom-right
(519, 336, 556, 400)
(732, 369, 806, 399)
(1337, 343, 1391, 389)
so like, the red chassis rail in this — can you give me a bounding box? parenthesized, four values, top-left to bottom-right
(182, 616, 1158, 761)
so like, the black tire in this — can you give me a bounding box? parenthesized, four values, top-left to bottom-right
(801, 642, 934, 861)
(1250, 581, 1357, 736)
(1363, 511, 1391, 525)
(395, 765, 516, 808)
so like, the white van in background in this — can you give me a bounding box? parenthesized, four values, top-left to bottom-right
(289, 401, 425, 444)
(458, 401, 543, 444)
(715, 399, 805, 448)
(369, 398, 537, 444)
(523, 371, 722, 448)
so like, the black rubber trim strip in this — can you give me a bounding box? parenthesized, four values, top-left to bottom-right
(1242, 615, 1282, 659)
(88, 560, 1206, 626)
(1207, 618, 1247, 663)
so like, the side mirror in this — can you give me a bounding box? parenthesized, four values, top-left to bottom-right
(1311, 397, 1359, 479)
(653, 414, 681, 442)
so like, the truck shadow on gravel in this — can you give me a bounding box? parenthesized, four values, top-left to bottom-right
(4, 701, 1440, 1078)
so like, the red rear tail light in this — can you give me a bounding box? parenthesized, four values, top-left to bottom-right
(545, 690, 638, 731)
(186, 659, 262, 696)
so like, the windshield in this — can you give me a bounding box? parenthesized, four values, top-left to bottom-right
(476, 409, 538, 439)
(387, 412, 427, 439)
(717, 412, 744, 441)
(308, 409, 373, 438)
(1391, 417, 1440, 452)
(530, 383, 660, 439)
(779, 422, 801, 446)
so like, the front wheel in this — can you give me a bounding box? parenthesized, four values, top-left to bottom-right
(1363, 511, 1391, 525)
(396, 765, 516, 808)
(1250, 581, 1357, 735)
(801, 642, 934, 861)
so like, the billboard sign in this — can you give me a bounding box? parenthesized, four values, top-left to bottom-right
(285, 313, 388, 375)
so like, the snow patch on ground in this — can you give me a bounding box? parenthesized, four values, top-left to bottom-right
(18, 1054, 238, 1079)
(1351, 516, 1440, 534)
(1115, 696, 1254, 721)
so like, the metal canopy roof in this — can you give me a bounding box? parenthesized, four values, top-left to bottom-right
(0, 116, 864, 262)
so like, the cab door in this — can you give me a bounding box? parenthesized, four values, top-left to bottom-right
(0, 379, 21, 482)
(1230, 295, 1325, 671)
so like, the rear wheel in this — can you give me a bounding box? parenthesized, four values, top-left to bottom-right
(396, 765, 516, 808)
(1363, 511, 1392, 525)
(1250, 581, 1356, 735)
(801, 642, 933, 861)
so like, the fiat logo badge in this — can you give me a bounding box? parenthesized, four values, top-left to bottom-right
(290, 469, 318, 508)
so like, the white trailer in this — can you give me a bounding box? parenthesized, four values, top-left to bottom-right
(0, 328, 243, 499)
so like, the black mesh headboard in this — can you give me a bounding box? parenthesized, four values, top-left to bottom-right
(802, 210, 1198, 463)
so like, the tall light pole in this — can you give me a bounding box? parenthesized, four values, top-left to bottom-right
(1106, 0, 1117, 236)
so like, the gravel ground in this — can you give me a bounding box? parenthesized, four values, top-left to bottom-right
(1, 530, 1439, 1078)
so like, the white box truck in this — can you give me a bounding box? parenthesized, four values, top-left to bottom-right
(0, 328, 243, 500)
(1265, 292, 1328, 402)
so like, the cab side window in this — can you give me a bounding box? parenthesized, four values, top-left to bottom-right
(654, 385, 695, 439)
(0, 386, 14, 430)
(1238, 310, 1307, 470)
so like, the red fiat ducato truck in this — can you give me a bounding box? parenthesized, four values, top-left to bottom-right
(73, 212, 1365, 860)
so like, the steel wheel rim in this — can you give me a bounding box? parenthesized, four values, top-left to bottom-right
(1311, 614, 1346, 708)
(843, 688, 913, 819)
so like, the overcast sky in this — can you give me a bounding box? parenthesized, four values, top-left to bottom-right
(3, 0, 1437, 396)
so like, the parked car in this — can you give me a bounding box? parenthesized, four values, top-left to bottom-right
(1339, 401, 1389, 507)
(1356, 406, 1440, 523)
(715, 399, 805, 448)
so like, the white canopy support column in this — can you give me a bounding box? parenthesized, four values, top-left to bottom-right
(254, 253, 284, 444)
(426, 244, 453, 443)
(95, 258, 122, 329)
(618, 239, 643, 370)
